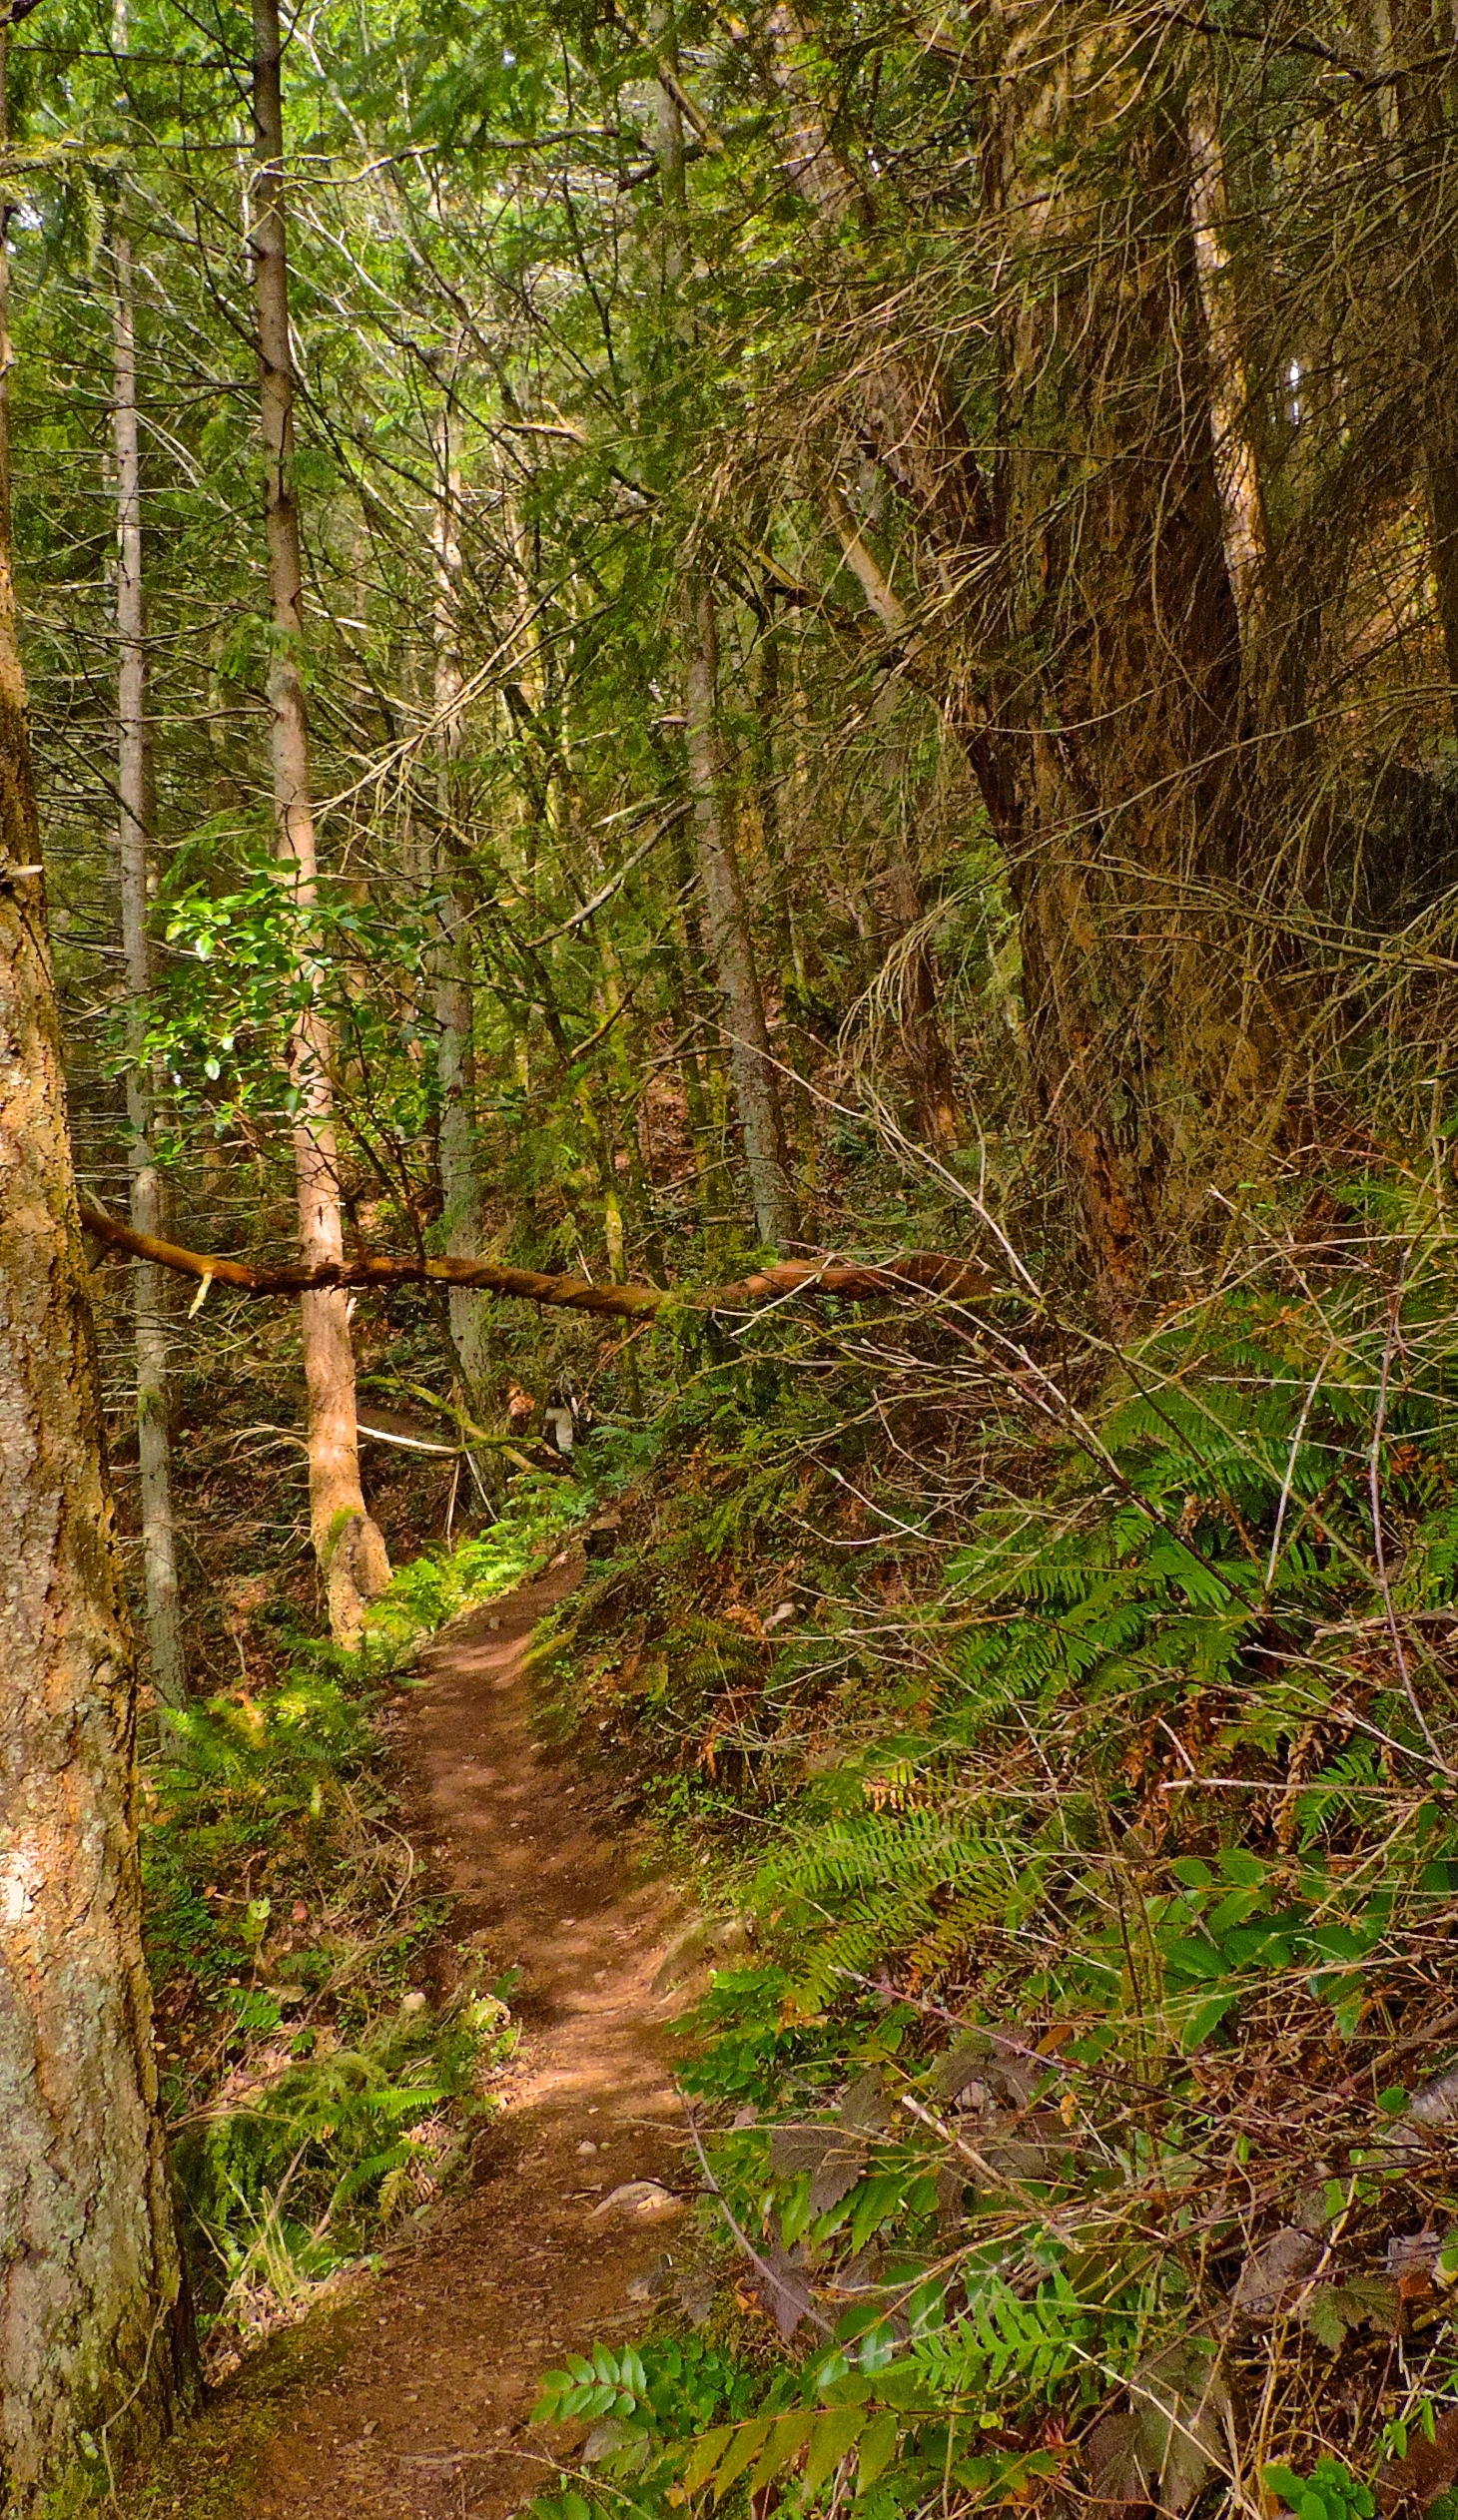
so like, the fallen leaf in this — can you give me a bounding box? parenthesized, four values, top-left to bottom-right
(626, 2253, 674, 2304)
(1386, 2232, 1442, 2300)
(838, 2070, 891, 2136)
(740, 2244, 815, 2342)
(1407, 2069, 1458, 2132)
(1232, 2228, 1322, 2321)
(1303, 2273, 1400, 2350)
(1084, 2411, 1146, 2514)
(676, 2267, 718, 2325)
(1085, 2339, 1228, 2517)
(766, 2123, 867, 2211)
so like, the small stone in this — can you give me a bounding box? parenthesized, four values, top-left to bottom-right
(591, 2180, 683, 2220)
(677, 2268, 718, 2326)
(626, 2255, 674, 2304)
(1408, 2068, 1458, 2129)
(401, 1990, 427, 2015)
(576, 2140, 598, 2155)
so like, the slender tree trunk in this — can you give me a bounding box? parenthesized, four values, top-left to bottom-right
(251, 0, 388, 1640)
(751, 619, 819, 1211)
(429, 396, 488, 1405)
(820, 481, 961, 1149)
(1186, 79, 1268, 658)
(884, 847, 960, 1156)
(112, 220, 187, 1708)
(684, 589, 798, 1248)
(649, 20, 797, 1247)
(1376, 0, 1458, 739)
(0, 189, 194, 2503)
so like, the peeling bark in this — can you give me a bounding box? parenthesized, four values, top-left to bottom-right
(1186, 78, 1269, 657)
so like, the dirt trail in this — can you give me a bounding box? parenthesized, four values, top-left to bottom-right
(188, 1556, 695, 2520)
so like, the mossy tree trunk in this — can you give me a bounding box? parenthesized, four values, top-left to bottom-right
(0, 315, 194, 2509)
(762, 0, 1274, 1315)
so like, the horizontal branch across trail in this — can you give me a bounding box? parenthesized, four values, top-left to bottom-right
(78, 1202, 994, 1319)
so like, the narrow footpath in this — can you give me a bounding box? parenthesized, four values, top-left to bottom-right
(140, 1556, 695, 2520)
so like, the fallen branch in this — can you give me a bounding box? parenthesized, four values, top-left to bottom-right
(78, 1202, 994, 1320)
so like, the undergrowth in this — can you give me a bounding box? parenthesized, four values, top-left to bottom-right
(145, 1473, 584, 2371)
(526, 1201, 1458, 2520)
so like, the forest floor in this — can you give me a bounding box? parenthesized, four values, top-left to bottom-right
(124, 1555, 698, 2520)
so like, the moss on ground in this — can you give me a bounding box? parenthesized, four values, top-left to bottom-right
(114, 2287, 367, 2519)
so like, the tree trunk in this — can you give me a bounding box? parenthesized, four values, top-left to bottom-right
(112, 218, 187, 1708)
(883, 846, 960, 1157)
(251, 0, 388, 1640)
(750, 619, 820, 1211)
(683, 589, 799, 1249)
(760, 1, 1270, 1316)
(429, 396, 488, 1406)
(1376, 0, 1458, 740)
(987, 10, 1254, 1315)
(649, 10, 797, 1249)
(1186, 77, 1268, 659)
(0, 260, 194, 2507)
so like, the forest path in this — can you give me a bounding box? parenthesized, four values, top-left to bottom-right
(165, 1555, 695, 2520)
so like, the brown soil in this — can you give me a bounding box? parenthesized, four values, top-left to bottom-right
(130, 1555, 695, 2520)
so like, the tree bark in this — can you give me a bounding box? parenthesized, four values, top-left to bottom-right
(987, 9, 1254, 1315)
(429, 395, 488, 1405)
(883, 844, 959, 1156)
(80, 1200, 995, 1315)
(251, 0, 388, 1641)
(1186, 78, 1268, 659)
(683, 588, 799, 1249)
(112, 220, 187, 1708)
(0, 338, 193, 2511)
(1375, 0, 1458, 740)
(760, 1, 1269, 1317)
(648, 9, 797, 1250)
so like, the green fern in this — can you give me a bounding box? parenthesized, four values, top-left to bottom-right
(752, 1805, 1042, 2005)
(911, 2268, 1094, 2403)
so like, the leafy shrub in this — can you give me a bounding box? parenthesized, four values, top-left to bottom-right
(1266, 2460, 1376, 2520)
(534, 1256, 1458, 2520)
(364, 1473, 586, 1649)
(144, 1557, 529, 2359)
(174, 1994, 510, 2334)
